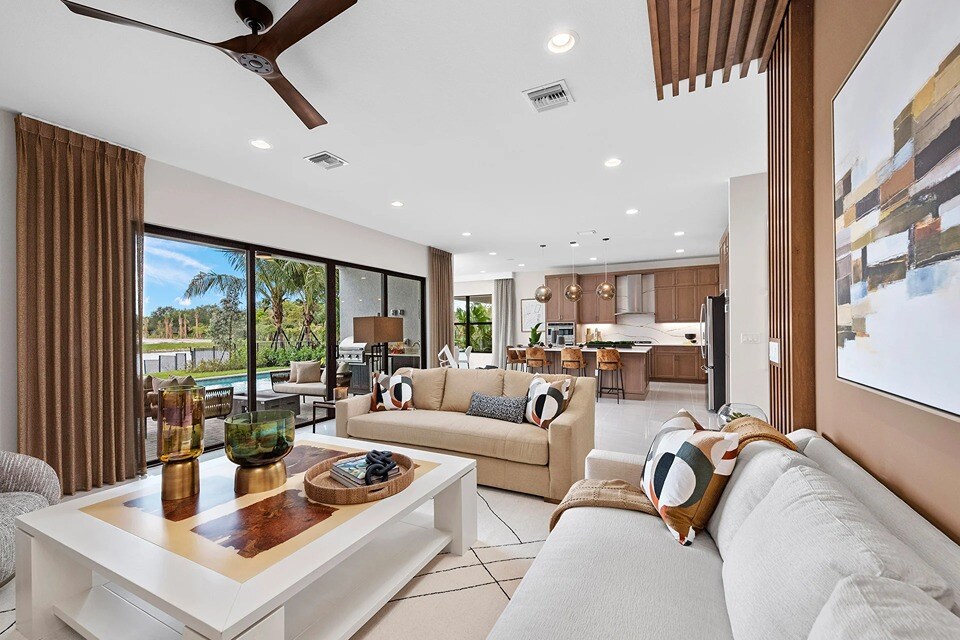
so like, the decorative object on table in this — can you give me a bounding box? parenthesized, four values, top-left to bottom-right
(564, 241, 583, 302)
(334, 386, 349, 400)
(596, 237, 616, 300)
(224, 410, 295, 495)
(641, 410, 740, 545)
(533, 244, 553, 303)
(528, 322, 543, 347)
(525, 376, 573, 429)
(466, 391, 527, 424)
(521, 297, 545, 331)
(329, 450, 400, 487)
(684, 332, 697, 343)
(832, 0, 960, 418)
(158, 385, 205, 501)
(717, 403, 769, 427)
(304, 451, 415, 505)
(354, 315, 404, 375)
(370, 371, 414, 411)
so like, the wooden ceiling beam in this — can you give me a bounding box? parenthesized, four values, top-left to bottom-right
(722, 0, 746, 83)
(669, 0, 681, 96)
(646, 0, 665, 100)
(758, 0, 790, 72)
(689, 0, 702, 92)
(704, 0, 721, 88)
(740, 0, 770, 78)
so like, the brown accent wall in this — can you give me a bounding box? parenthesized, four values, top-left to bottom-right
(812, 0, 960, 542)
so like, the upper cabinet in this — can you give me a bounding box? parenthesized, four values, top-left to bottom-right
(544, 273, 579, 322)
(654, 266, 720, 322)
(578, 274, 617, 324)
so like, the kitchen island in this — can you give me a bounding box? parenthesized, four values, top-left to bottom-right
(539, 346, 651, 400)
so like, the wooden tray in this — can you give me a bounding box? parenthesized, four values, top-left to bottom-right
(303, 452, 414, 505)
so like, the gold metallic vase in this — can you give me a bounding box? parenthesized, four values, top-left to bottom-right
(162, 459, 200, 501)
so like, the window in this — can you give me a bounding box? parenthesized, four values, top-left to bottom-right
(454, 295, 492, 353)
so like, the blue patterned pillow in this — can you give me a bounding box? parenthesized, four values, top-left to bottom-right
(466, 392, 526, 423)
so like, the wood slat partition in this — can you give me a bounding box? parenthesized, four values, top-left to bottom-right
(766, 0, 815, 433)
(645, 0, 788, 97)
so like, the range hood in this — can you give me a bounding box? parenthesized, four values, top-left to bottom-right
(615, 274, 656, 315)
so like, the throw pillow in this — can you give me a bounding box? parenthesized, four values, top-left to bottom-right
(298, 361, 322, 384)
(641, 410, 739, 545)
(524, 376, 572, 429)
(808, 575, 960, 640)
(370, 372, 414, 411)
(466, 392, 526, 424)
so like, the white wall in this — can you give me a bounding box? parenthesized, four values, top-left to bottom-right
(145, 161, 429, 278)
(727, 173, 770, 414)
(0, 111, 16, 451)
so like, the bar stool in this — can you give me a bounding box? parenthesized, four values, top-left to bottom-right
(596, 348, 625, 404)
(560, 346, 587, 377)
(525, 346, 551, 374)
(506, 347, 526, 371)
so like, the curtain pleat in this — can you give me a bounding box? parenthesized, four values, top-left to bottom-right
(493, 279, 515, 369)
(428, 247, 453, 368)
(16, 115, 145, 494)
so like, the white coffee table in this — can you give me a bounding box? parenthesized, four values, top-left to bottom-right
(15, 434, 477, 640)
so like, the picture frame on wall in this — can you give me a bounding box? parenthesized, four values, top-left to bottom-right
(832, 0, 960, 418)
(520, 298, 544, 332)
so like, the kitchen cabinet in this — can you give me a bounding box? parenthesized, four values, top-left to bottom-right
(650, 346, 705, 382)
(654, 266, 720, 322)
(578, 274, 616, 324)
(544, 274, 579, 322)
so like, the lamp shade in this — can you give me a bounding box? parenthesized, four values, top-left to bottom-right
(353, 316, 404, 343)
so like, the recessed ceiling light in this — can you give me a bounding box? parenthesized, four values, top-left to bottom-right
(462, 232, 472, 237)
(489, 252, 497, 256)
(675, 249, 685, 253)
(674, 231, 685, 236)
(480, 270, 486, 274)
(390, 201, 404, 207)
(518, 263, 526, 267)
(626, 208, 639, 215)
(604, 158, 622, 168)
(589, 257, 598, 261)
(249, 139, 272, 150)
(570, 242, 580, 247)
(547, 31, 578, 54)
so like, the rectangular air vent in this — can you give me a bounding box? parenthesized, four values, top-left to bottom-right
(523, 80, 574, 113)
(304, 151, 348, 169)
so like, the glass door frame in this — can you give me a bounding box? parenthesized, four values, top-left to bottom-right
(144, 224, 427, 423)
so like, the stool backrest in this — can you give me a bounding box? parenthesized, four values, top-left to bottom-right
(597, 348, 622, 370)
(560, 347, 585, 368)
(526, 346, 547, 366)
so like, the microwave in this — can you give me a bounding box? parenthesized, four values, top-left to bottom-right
(545, 321, 576, 346)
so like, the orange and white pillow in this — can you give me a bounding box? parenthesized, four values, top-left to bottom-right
(370, 372, 414, 411)
(524, 377, 572, 429)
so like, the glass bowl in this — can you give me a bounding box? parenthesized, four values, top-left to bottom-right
(224, 410, 295, 467)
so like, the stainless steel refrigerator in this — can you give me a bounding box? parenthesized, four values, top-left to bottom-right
(700, 295, 727, 412)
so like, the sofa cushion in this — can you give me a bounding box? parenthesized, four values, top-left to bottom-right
(395, 367, 446, 411)
(706, 441, 819, 558)
(488, 506, 732, 640)
(466, 392, 526, 424)
(808, 575, 960, 640)
(503, 369, 574, 398)
(439, 368, 504, 413)
(272, 382, 326, 396)
(641, 410, 739, 545)
(371, 372, 413, 411)
(346, 409, 548, 465)
(723, 466, 954, 640)
(525, 377, 572, 429)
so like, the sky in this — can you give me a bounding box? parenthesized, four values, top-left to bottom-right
(143, 235, 242, 315)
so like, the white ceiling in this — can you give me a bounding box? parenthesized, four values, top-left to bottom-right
(3, 0, 766, 276)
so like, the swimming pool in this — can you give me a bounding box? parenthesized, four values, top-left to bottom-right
(198, 371, 274, 393)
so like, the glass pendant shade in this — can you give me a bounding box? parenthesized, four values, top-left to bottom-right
(535, 284, 553, 303)
(597, 280, 616, 300)
(564, 283, 583, 302)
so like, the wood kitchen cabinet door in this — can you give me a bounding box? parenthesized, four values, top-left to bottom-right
(695, 266, 719, 285)
(578, 274, 601, 324)
(651, 349, 677, 378)
(597, 284, 616, 324)
(675, 351, 701, 380)
(654, 287, 676, 322)
(544, 274, 579, 322)
(675, 286, 700, 322)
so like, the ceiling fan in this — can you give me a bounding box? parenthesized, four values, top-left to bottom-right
(60, 0, 357, 129)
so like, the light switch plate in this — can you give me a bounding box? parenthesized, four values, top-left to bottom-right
(741, 333, 760, 344)
(769, 340, 781, 364)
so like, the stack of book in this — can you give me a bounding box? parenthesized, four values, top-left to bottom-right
(330, 455, 400, 488)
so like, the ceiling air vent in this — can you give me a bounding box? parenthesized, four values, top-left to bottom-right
(523, 80, 573, 113)
(304, 151, 348, 169)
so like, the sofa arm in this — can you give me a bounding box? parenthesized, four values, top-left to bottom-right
(546, 377, 596, 501)
(0, 451, 61, 506)
(336, 394, 372, 438)
(585, 449, 645, 485)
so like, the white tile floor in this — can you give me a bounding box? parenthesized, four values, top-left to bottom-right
(0, 381, 712, 639)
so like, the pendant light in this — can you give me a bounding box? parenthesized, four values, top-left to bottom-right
(564, 241, 583, 302)
(597, 237, 616, 300)
(534, 244, 553, 303)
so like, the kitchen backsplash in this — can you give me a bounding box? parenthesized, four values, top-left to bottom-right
(580, 313, 702, 345)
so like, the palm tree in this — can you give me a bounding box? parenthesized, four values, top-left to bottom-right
(285, 262, 326, 348)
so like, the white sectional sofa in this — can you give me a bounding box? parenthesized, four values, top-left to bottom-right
(488, 429, 960, 639)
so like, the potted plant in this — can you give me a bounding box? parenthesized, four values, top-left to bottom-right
(528, 322, 543, 347)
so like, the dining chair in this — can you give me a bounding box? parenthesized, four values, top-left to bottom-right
(457, 345, 472, 369)
(438, 345, 456, 368)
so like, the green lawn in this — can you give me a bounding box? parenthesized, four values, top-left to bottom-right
(143, 340, 215, 353)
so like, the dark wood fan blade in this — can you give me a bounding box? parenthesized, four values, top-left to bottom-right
(61, 1, 221, 50)
(255, 0, 357, 59)
(263, 71, 327, 128)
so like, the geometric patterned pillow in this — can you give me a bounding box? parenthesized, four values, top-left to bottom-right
(370, 372, 414, 411)
(524, 376, 572, 429)
(641, 410, 739, 545)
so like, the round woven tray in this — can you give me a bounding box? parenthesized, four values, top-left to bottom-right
(303, 452, 414, 505)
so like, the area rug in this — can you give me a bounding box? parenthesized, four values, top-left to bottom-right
(0, 486, 555, 640)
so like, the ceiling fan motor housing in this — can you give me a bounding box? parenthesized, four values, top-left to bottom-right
(235, 0, 274, 33)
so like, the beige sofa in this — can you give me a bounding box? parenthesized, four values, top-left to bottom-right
(335, 367, 595, 502)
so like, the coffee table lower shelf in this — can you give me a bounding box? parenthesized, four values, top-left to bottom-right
(50, 514, 452, 640)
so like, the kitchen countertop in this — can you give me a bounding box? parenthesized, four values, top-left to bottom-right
(538, 346, 652, 354)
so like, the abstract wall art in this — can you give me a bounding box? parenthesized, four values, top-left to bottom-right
(833, 0, 960, 417)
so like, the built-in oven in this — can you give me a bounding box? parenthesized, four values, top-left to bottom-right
(545, 321, 576, 346)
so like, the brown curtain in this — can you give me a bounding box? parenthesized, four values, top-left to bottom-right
(428, 247, 453, 368)
(16, 115, 145, 494)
